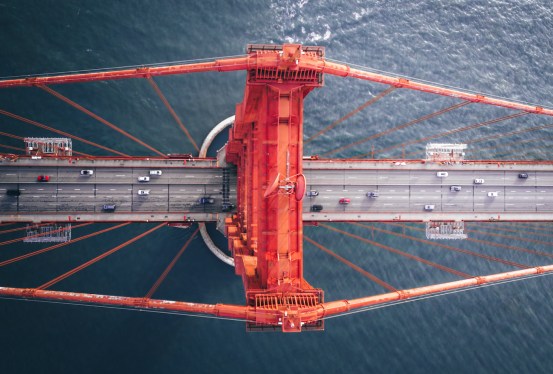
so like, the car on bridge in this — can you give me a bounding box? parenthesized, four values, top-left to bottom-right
(137, 190, 150, 195)
(450, 185, 462, 192)
(199, 197, 214, 204)
(149, 170, 162, 176)
(424, 204, 435, 211)
(518, 173, 529, 179)
(436, 172, 448, 177)
(138, 176, 150, 182)
(102, 204, 116, 212)
(80, 170, 94, 176)
(37, 175, 49, 182)
(339, 198, 351, 205)
(307, 190, 319, 197)
(488, 191, 499, 197)
(474, 178, 485, 184)
(311, 204, 323, 212)
(366, 191, 379, 198)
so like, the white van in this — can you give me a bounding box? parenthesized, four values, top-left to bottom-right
(149, 170, 162, 176)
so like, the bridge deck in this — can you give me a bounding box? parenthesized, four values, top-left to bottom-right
(1, 159, 552, 222)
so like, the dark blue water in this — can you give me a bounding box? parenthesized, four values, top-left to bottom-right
(1, 1, 553, 373)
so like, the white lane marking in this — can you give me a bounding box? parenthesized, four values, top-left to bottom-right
(38, 188, 44, 191)
(57, 188, 63, 191)
(5, 173, 16, 176)
(110, 189, 116, 191)
(115, 175, 126, 177)
(326, 189, 333, 192)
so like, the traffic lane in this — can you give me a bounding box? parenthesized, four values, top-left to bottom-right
(504, 186, 536, 211)
(473, 186, 505, 212)
(16, 169, 57, 184)
(537, 172, 553, 185)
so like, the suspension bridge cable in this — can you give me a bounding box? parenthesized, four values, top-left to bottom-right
(0, 131, 92, 157)
(305, 86, 396, 144)
(468, 122, 553, 145)
(0, 109, 130, 157)
(326, 57, 553, 109)
(321, 100, 471, 157)
(366, 223, 529, 269)
(37, 85, 167, 158)
(36, 223, 165, 290)
(0, 223, 51, 236)
(388, 222, 553, 260)
(304, 235, 398, 292)
(0, 223, 131, 267)
(0, 222, 92, 247)
(319, 223, 472, 278)
(0, 54, 248, 80)
(321, 271, 553, 321)
(0, 295, 246, 323)
(146, 77, 199, 153)
(144, 226, 200, 299)
(364, 111, 528, 158)
(466, 228, 553, 246)
(466, 223, 553, 240)
(0, 143, 25, 152)
(504, 222, 553, 232)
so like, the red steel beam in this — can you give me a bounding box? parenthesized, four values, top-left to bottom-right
(317, 60, 553, 116)
(0, 57, 252, 88)
(1, 264, 552, 326)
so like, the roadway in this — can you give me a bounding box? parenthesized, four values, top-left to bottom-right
(0, 165, 236, 217)
(2, 160, 553, 222)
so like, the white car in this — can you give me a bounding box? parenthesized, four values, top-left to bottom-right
(137, 190, 150, 195)
(138, 176, 150, 182)
(436, 172, 448, 177)
(474, 179, 485, 184)
(149, 170, 162, 176)
(488, 191, 499, 197)
(80, 170, 94, 176)
(424, 204, 435, 211)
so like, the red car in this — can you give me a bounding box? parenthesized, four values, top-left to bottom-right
(37, 175, 50, 182)
(339, 198, 350, 205)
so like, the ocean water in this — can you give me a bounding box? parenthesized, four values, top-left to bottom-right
(1, 1, 553, 373)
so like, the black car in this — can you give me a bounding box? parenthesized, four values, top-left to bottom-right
(518, 173, 529, 179)
(6, 189, 20, 196)
(311, 204, 323, 212)
(222, 203, 235, 212)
